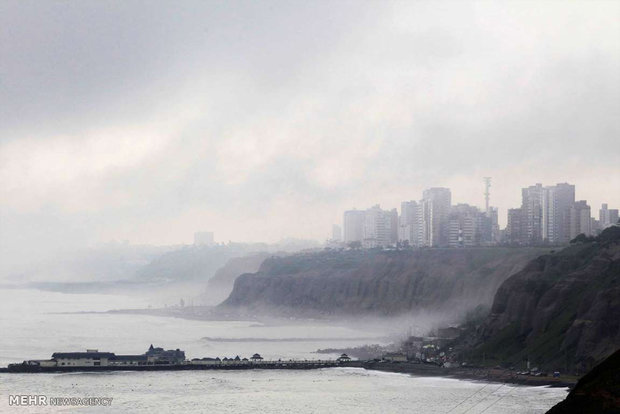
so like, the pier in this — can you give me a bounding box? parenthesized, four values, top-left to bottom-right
(2, 346, 361, 373)
(4, 360, 362, 373)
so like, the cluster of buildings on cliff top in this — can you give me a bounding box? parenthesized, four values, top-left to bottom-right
(329, 180, 618, 249)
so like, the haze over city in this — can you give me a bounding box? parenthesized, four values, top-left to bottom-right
(2, 2, 620, 412)
(1, 1, 619, 274)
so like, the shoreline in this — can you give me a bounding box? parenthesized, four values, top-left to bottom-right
(1, 361, 577, 388)
(359, 362, 576, 388)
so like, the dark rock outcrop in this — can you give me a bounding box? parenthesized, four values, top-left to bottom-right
(473, 226, 620, 371)
(547, 348, 620, 414)
(220, 247, 546, 321)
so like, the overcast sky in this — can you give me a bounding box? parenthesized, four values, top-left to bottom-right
(1, 0, 619, 271)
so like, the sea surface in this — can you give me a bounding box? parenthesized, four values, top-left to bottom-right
(0, 288, 568, 413)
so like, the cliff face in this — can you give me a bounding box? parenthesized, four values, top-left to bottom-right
(221, 247, 545, 321)
(208, 253, 272, 289)
(474, 226, 620, 371)
(204, 253, 273, 303)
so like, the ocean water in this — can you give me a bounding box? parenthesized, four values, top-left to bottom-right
(0, 289, 568, 413)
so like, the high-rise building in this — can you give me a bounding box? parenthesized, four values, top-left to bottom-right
(590, 218, 601, 235)
(570, 200, 592, 239)
(362, 205, 395, 248)
(398, 201, 422, 247)
(421, 188, 452, 247)
(521, 184, 543, 245)
(599, 203, 619, 229)
(506, 208, 523, 245)
(389, 208, 399, 245)
(448, 204, 479, 247)
(489, 207, 500, 244)
(542, 183, 575, 244)
(343, 210, 365, 244)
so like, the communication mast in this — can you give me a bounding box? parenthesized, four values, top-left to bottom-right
(483, 177, 491, 216)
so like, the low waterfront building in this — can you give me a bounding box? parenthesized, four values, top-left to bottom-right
(145, 344, 186, 364)
(382, 353, 407, 362)
(109, 355, 148, 366)
(23, 359, 58, 368)
(52, 350, 115, 367)
(30, 345, 187, 368)
(191, 357, 222, 365)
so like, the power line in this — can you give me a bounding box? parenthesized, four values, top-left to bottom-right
(446, 382, 493, 413)
(478, 385, 516, 414)
(461, 384, 506, 414)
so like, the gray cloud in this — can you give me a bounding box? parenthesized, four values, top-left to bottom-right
(1, 0, 619, 275)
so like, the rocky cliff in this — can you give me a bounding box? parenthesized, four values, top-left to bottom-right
(220, 247, 546, 322)
(472, 226, 620, 372)
(547, 348, 620, 413)
(204, 253, 273, 303)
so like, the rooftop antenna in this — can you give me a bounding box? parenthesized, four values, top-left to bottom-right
(484, 177, 491, 216)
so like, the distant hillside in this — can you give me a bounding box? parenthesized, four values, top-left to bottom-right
(208, 253, 272, 289)
(205, 253, 273, 303)
(470, 226, 620, 372)
(136, 242, 320, 285)
(220, 247, 547, 322)
(136, 245, 257, 284)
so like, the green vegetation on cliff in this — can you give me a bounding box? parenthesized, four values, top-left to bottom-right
(471, 226, 620, 372)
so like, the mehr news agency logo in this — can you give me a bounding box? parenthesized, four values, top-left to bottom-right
(9, 395, 113, 406)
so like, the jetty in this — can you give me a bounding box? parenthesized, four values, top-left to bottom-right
(2, 345, 357, 373)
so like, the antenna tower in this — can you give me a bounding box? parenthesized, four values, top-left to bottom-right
(483, 177, 491, 216)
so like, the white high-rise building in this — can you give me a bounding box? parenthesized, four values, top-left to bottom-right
(362, 205, 395, 248)
(421, 188, 451, 247)
(398, 201, 422, 247)
(542, 183, 575, 244)
(570, 200, 592, 239)
(600, 203, 619, 229)
(343, 210, 365, 244)
(521, 184, 544, 245)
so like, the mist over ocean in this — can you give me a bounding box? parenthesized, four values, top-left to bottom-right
(2, 1, 619, 412)
(0, 289, 567, 413)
